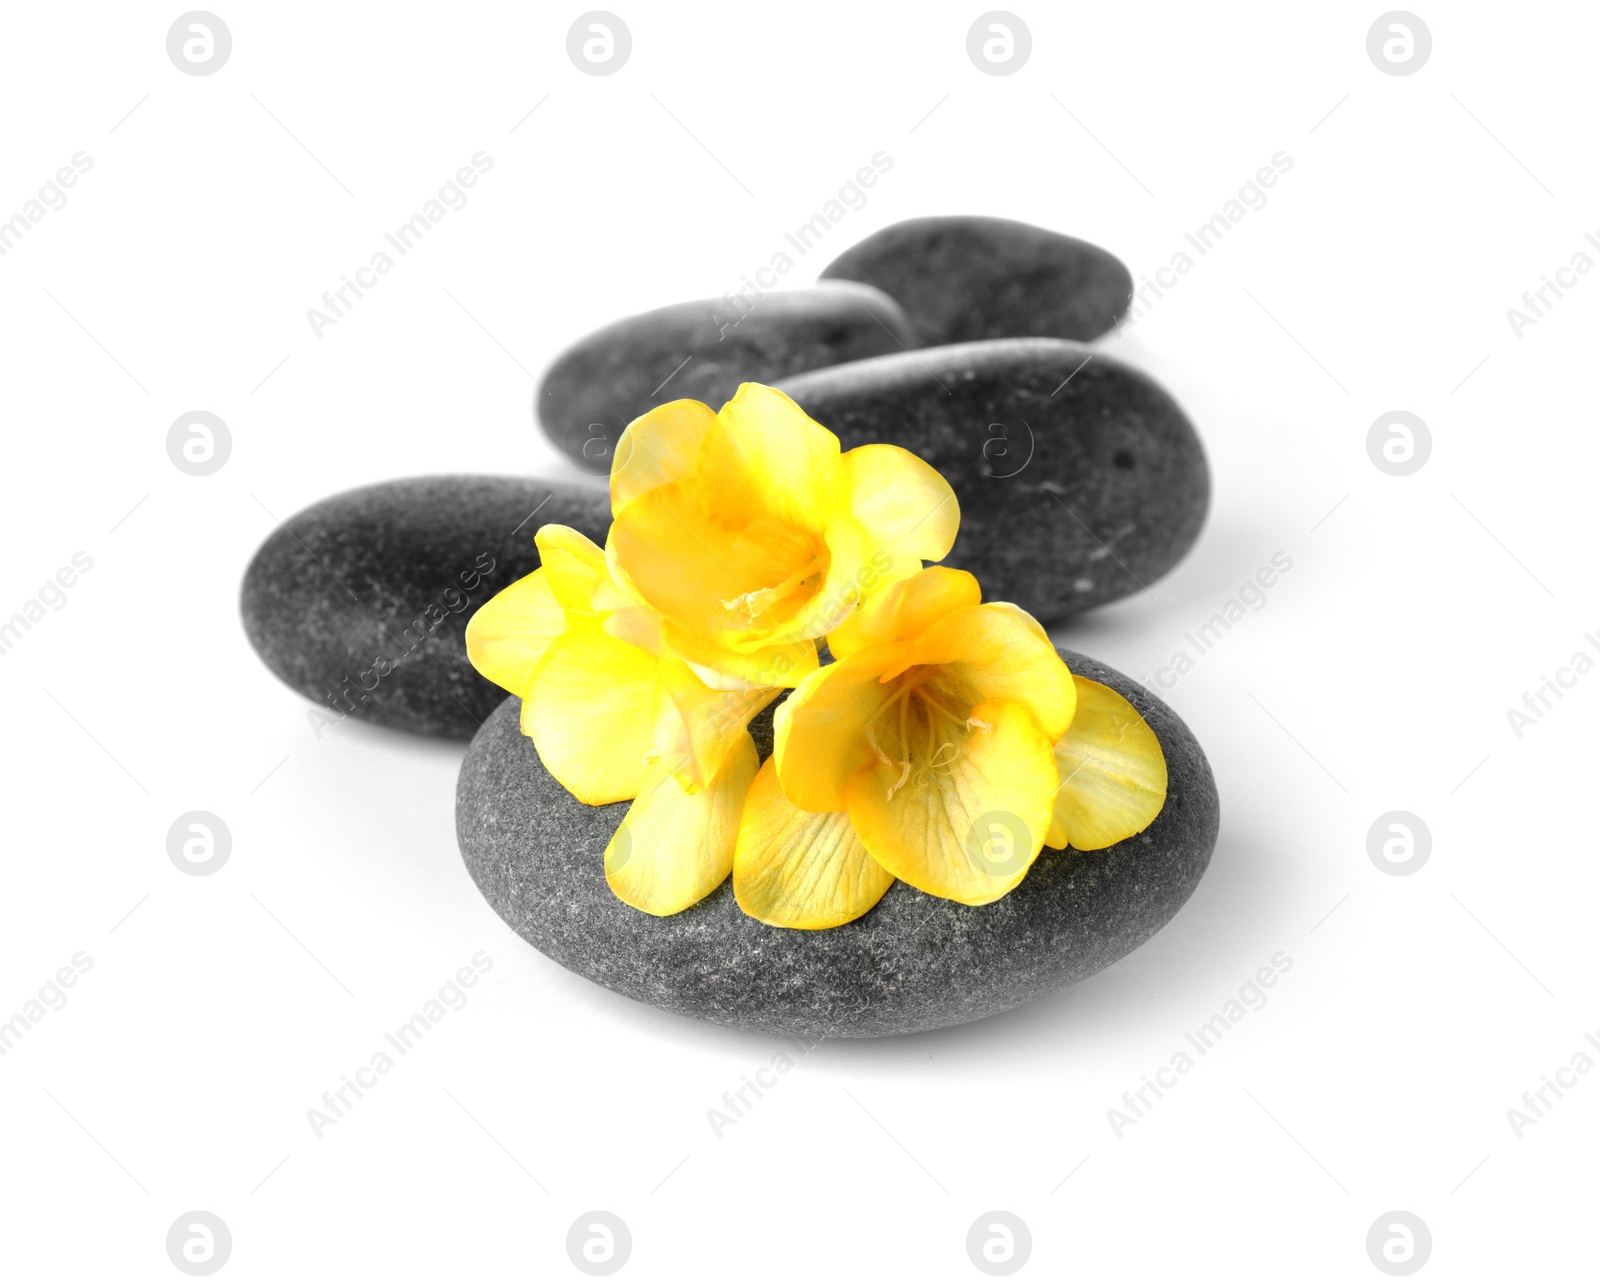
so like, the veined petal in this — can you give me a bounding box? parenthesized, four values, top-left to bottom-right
(827, 566, 981, 660)
(651, 659, 778, 793)
(773, 643, 907, 813)
(901, 603, 1076, 743)
(734, 757, 894, 929)
(523, 620, 656, 805)
(465, 568, 565, 696)
(842, 442, 960, 562)
(605, 731, 758, 916)
(845, 698, 1056, 905)
(611, 398, 717, 515)
(535, 524, 611, 611)
(698, 383, 842, 532)
(1046, 677, 1168, 851)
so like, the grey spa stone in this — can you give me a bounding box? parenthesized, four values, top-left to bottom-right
(241, 475, 610, 739)
(455, 650, 1218, 1038)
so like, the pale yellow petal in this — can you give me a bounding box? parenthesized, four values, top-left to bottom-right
(827, 565, 981, 660)
(465, 568, 565, 696)
(842, 442, 960, 562)
(523, 621, 656, 805)
(605, 731, 758, 915)
(698, 383, 843, 532)
(900, 603, 1077, 743)
(534, 524, 610, 611)
(651, 659, 779, 793)
(773, 644, 906, 813)
(734, 757, 894, 929)
(845, 698, 1056, 905)
(1047, 677, 1169, 851)
(611, 398, 717, 514)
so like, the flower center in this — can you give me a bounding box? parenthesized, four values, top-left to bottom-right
(720, 556, 824, 622)
(867, 667, 983, 800)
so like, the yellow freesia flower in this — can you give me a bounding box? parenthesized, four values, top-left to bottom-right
(466, 523, 776, 915)
(606, 383, 960, 692)
(733, 568, 1169, 929)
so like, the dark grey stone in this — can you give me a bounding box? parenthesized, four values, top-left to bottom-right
(780, 339, 1209, 623)
(241, 475, 609, 740)
(536, 283, 917, 472)
(819, 216, 1133, 345)
(456, 650, 1218, 1038)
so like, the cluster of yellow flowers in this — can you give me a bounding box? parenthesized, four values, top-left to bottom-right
(466, 384, 1167, 930)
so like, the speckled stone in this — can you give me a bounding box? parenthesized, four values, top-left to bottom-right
(819, 216, 1133, 345)
(536, 283, 916, 472)
(456, 650, 1218, 1038)
(780, 339, 1209, 623)
(241, 476, 609, 739)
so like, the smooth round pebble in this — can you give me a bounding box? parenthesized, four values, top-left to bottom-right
(241, 475, 609, 739)
(820, 216, 1133, 345)
(781, 339, 1209, 623)
(536, 283, 916, 473)
(456, 649, 1219, 1038)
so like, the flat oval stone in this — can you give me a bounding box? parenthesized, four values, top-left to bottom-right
(241, 475, 609, 739)
(780, 339, 1209, 623)
(536, 283, 916, 472)
(819, 216, 1133, 344)
(456, 650, 1218, 1038)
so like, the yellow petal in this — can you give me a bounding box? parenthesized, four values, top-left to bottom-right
(611, 398, 717, 514)
(845, 698, 1056, 905)
(734, 757, 894, 929)
(773, 643, 907, 813)
(534, 524, 610, 611)
(900, 603, 1077, 743)
(465, 568, 565, 696)
(1046, 677, 1169, 851)
(827, 565, 981, 660)
(842, 442, 960, 563)
(523, 621, 656, 805)
(651, 658, 778, 793)
(698, 383, 843, 532)
(605, 731, 758, 915)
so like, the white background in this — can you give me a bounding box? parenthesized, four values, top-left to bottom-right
(2, 1, 1596, 1282)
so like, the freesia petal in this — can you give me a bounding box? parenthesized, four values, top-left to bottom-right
(1046, 677, 1168, 851)
(846, 698, 1056, 905)
(827, 566, 981, 660)
(611, 398, 717, 514)
(698, 383, 842, 532)
(605, 731, 758, 915)
(900, 603, 1076, 743)
(842, 442, 960, 562)
(465, 568, 565, 696)
(734, 757, 894, 929)
(651, 658, 778, 793)
(774, 644, 906, 813)
(534, 524, 610, 611)
(523, 621, 656, 805)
